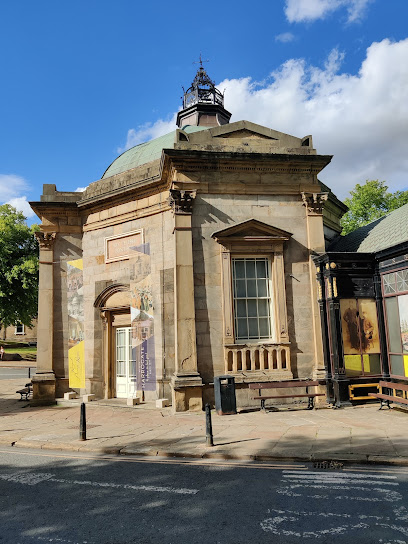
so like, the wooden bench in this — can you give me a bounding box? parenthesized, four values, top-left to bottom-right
(369, 381, 408, 410)
(248, 380, 324, 411)
(16, 382, 32, 401)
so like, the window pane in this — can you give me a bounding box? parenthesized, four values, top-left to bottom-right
(258, 299, 269, 317)
(245, 260, 256, 278)
(366, 354, 381, 375)
(390, 354, 404, 377)
(340, 299, 359, 354)
(234, 260, 245, 279)
(344, 354, 363, 377)
(248, 318, 258, 338)
(385, 297, 402, 353)
(247, 280, 257, 297)
(259, 318, 270, 337)
(235, 280, 246, 298)
(232, 257, 273, 342)
(237, 319, 248, 338)
(247, 299, 257, 317)
(396, 270, 408, 293)
(256, 260, 267, 278)
(397, 294, 408, 354)
(257, 279, 267, 297)
(383, 272, 396, 294)
(236, 299, 246, 317)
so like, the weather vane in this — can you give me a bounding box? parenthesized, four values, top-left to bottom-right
(193, 53, 209, 68)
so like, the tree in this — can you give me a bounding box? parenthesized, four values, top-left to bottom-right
(0, 204, 39, 335)
(340, 180, 408, 235)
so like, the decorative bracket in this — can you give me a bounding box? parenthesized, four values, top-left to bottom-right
(169, 189, 196, 214)
(35, 231, 57, 249)
(301, 192, 329, 215)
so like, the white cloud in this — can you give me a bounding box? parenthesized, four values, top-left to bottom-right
(0, 174, 29, 202)
(284, 0, 372, 23)
(215, 38, 408, 198)
(75, 187, 87, 192)
(275, 32, 295, 43)
(118, 114, 178, 153)
(118, 38, 408, 200)
(0, 174, 35, 219)
(6, 196, 35, 218)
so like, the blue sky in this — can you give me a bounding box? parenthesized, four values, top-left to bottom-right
(1, 0, 408, 221)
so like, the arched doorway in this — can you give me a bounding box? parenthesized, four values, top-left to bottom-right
(94, 284, 132, 399)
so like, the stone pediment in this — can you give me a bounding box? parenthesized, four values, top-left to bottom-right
(214, 129, 277, 140)
(212, 219, 292, 244)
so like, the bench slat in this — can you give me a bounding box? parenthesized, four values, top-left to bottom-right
(254, 393, 325, 400)
(369, 392, 408, 405)
(249, 380, 319, 389)
(379, 381, 408, 392)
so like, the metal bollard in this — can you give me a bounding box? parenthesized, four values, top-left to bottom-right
(205, 403, 214, 447)
(79, 402, 87, 441)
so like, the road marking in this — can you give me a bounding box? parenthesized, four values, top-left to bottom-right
(261, 469, 408, 539)
(0, 471, 199, 495)
(284, 477, 398, 486)
(284, 470, 397, 479)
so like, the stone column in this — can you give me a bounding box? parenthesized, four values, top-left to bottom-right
(32, 231, 57, 404)
(302, 192, 328, 394)
(169, 189, 203, 412)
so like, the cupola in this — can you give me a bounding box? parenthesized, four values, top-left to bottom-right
(177, 58, 231, 128)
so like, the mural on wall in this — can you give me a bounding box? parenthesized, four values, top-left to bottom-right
(340, 298, 381, 376)
(130, 243, 156, 392)
(340, 298, 380, 355)
(67, 259, 85, 388)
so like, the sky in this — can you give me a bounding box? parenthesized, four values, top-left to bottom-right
(1, 0, 408, 221)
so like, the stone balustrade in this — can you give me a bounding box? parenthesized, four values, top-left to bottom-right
(224, 343, 291, 375)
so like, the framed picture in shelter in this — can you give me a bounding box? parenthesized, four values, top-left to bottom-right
(340, 298, 381, 376)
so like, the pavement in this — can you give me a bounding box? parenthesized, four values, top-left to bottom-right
(1, 371, 408, 465)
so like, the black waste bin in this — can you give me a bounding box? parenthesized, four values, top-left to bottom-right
(214, 375, 237, 415)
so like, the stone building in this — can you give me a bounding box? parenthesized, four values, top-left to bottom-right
(30, 64, 345, 410)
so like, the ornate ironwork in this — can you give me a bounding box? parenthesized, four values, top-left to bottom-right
(169, 190, 196, 214)
(182, 59, 224, 109)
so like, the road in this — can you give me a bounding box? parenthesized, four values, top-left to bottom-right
(0, 448, 408, 543)
(0, 366, 35, 380)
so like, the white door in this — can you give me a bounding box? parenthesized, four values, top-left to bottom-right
(115, 327, 137, 398)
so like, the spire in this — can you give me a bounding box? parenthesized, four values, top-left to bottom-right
(177, 57, 231, 128)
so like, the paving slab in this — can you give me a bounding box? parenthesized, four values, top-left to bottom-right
(1, 376, 408, 464)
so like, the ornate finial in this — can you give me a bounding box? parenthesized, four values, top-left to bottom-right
(168, 189, 196, 214)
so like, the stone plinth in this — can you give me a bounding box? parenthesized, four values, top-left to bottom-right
(31, 372, 56, 406)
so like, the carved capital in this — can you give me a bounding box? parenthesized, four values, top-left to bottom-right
(302, 192, 329, 214)
(35, 231, 57, 249)
(169, 189, 196, 214)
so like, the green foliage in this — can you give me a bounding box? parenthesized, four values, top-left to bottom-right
(340, 180, 408, 235)
(0, 204, 39, 329)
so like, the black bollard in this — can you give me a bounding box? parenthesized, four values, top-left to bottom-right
(205, 403, 214, 447)
(79, 402, 87, 441)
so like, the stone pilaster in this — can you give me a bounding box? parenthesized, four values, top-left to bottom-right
(169, 189, 203, 412)
(302, 192, 328, 396)
(32, 231, 57, 404)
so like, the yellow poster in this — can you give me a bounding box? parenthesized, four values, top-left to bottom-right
(69, 340, 85, 388)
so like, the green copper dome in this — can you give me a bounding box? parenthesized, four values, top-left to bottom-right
(102, 125, 209, 179)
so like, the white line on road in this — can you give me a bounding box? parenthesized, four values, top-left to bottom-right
(0, 471, 199, 495)
(284, 476, 398, 486)
(283, 470, 397, 479)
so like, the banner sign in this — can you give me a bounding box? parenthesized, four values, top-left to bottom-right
(67, 259, 85, 388)
(130, 243, 156, 392)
